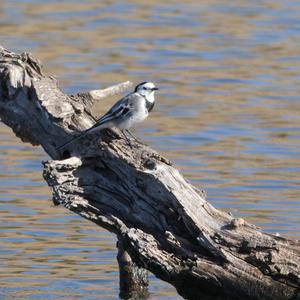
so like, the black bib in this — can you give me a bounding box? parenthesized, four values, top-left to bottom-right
(146, 100, 155, 112)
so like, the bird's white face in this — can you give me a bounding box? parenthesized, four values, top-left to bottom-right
(135, 82, 158, 103)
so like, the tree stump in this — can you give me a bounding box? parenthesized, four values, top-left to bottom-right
(0, 46, 299, 300)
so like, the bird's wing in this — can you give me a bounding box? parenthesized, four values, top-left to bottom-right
(56, 94, 137, 150)
(100, 101, 130, 122)
(94, 94, 134, 127)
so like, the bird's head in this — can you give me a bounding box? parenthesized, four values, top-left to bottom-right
(134, 82, 159, 102)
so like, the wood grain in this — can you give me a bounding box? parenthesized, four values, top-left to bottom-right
(0, 46, 299, 300)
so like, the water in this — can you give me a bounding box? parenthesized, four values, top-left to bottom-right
(1, 0, 300, 298)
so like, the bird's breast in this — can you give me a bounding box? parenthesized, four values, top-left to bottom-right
(146, 99, 155, 112)
(117, 105, 148, 130)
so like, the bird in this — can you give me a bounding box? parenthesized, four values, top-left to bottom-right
(56, 81, 159, 150)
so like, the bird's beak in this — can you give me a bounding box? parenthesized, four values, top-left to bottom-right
(152, 87, 159, 91)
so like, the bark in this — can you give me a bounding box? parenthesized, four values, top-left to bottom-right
(117, 239, 149, 299)
(0, 46, 299, 300)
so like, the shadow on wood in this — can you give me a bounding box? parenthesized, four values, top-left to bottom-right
(0, 46, 299, 300)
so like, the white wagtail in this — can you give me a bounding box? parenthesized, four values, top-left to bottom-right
(57, 81, 159, 150)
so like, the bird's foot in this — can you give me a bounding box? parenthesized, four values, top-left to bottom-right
(121, 130, 134, 149)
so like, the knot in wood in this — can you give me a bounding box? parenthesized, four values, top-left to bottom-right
(142, 158, 156, 170)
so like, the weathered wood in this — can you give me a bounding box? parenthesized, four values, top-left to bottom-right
(88, 81, 133, 101)
(117, 239, 149, 299)
(0, 46, 299, 300)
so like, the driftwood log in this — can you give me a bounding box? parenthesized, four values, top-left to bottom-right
(0, 46, 299, 300)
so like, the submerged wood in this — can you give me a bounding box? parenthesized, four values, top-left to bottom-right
(0, 46, 299, 300)
(117, 239, 149, 299)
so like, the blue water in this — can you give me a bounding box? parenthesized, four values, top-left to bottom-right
(1, 0, 300, 298)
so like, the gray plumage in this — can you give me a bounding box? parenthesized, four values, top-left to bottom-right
(57, 81, 158, 150)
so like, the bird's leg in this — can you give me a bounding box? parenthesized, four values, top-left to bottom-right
(125, 129, 146, 146)
(121, 130, 133, 147)
(125, 129, 138, 142)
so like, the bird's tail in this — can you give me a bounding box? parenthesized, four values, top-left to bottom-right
(56, 129, 90, 151)
(56, 119, 109, 151)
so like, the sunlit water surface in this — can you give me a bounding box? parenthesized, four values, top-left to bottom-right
(1, 0, 300, 299)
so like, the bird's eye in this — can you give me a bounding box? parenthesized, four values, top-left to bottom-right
(143, 87, 147, 90)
